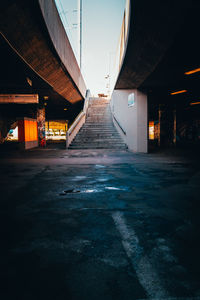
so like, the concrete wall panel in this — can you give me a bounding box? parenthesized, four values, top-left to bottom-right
(111, 89, 147, 153)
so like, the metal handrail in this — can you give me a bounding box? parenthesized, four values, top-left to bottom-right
(113, 114, 126, 135)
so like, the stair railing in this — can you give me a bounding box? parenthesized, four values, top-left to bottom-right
(66, 89, 91, 148)
(113, 114, 126, 135)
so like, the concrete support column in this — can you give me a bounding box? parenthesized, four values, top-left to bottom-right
(158, 105, 162, 147)
(173, 109, 177, 145)
(37, 107, 46, 147)
(159, 104, 175, 148)
(111, 89, 148, 153)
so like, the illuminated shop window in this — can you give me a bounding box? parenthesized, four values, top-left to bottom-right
(45, 121, 68, 140)
(149, 121, 155, 140)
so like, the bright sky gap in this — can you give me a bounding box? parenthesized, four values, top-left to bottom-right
(55, 0, 126, 96)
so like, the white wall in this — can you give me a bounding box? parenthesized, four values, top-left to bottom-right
(111, 89, 148, 153)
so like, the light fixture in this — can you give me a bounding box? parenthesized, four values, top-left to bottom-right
(44, 96, 49, 100)
(44, 102, 47, 106)
(170, 90, 187, 95)
(26, 77, 32, 86)
(185, 68, 200, 75)
(190, 101, 200, 106)
(64, 108, 67, 111)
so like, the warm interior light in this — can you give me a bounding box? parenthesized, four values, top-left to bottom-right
(24, 120, 38, 142)
(149, 121, 154, 140)
(64, 108, 67, 111)
(190, 101, 200, 106)
(185, 68, 200, 75)
(26, 77, 32, 86)
(170, 90, 187, 95)
(44, 96, 49, 100)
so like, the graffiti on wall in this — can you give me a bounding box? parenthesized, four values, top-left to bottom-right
(37, 108, 46, 147)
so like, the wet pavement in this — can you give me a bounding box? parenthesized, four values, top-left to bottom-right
(0, 148, 200, 300)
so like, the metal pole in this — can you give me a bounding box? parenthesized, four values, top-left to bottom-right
(80, 0, 82, 70)
(78, 0, 82, 70)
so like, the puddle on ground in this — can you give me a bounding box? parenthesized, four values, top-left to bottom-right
(105, 186, 128, 191)
(72, 176, 87, 181)
(95, 165, 105, 168)
(83, 189, 99, 193)
(97, 178, 109, 182)
(105, 187, 121, 190)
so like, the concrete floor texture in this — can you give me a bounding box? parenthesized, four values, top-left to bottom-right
(0, 146, 200, 300)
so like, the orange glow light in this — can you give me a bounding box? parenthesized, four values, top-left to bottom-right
(149, 121, 154, 140)
(190, 101, 200, 106)
(185, 68, 200, 75)
(24, 120, 38, 142)
(170, 90, 187, 95)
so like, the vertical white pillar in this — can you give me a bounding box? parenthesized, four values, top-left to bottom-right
(111, 89, 148, 153)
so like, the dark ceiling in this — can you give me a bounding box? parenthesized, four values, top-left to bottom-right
(141, 1, 200, 104)
(0, 34, 83, 122)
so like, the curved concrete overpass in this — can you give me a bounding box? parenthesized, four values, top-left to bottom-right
(0, 0, 86, 103)
(115, 0, 190, 90)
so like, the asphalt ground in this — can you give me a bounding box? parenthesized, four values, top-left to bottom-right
(0, 147, 200, 300)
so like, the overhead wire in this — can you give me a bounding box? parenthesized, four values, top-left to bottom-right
(57, 0, 79, 59)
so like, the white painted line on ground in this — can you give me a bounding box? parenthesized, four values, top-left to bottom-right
(138, 298, 200, 300)
(112, 211, 169, 299)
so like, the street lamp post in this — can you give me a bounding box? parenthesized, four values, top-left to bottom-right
(78, 0, 82, 70)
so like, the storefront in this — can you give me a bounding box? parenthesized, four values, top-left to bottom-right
(45, 120, 68, 141)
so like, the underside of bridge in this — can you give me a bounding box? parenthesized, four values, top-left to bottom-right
(112, 0, 200, 153)
(0, 0, 86, 145)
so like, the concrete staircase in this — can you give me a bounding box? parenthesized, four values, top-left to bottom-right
(69, 98, 127, 149)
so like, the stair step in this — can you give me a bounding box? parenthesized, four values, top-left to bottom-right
(70, 144, 127, 147)
(83, 124, 114, 126)
(85, 119, 113, 121)
(79, 132, 119, 135)
(74, 135, 120, 138)
(80, 129, 117, 132)
(76, 137, 121, 140)
(83, 123, 114, 125)
(72, 140, 123, 143)
(76, 134, 120, 136)
(80, 128, 117, 130)
(83, 126, 115, 128)
(80, 128, 118, 130)
(75, 135, 120, 138)
(69, 146, 127, 149)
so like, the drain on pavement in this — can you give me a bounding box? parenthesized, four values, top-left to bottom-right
(60, 189, 81, 195)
